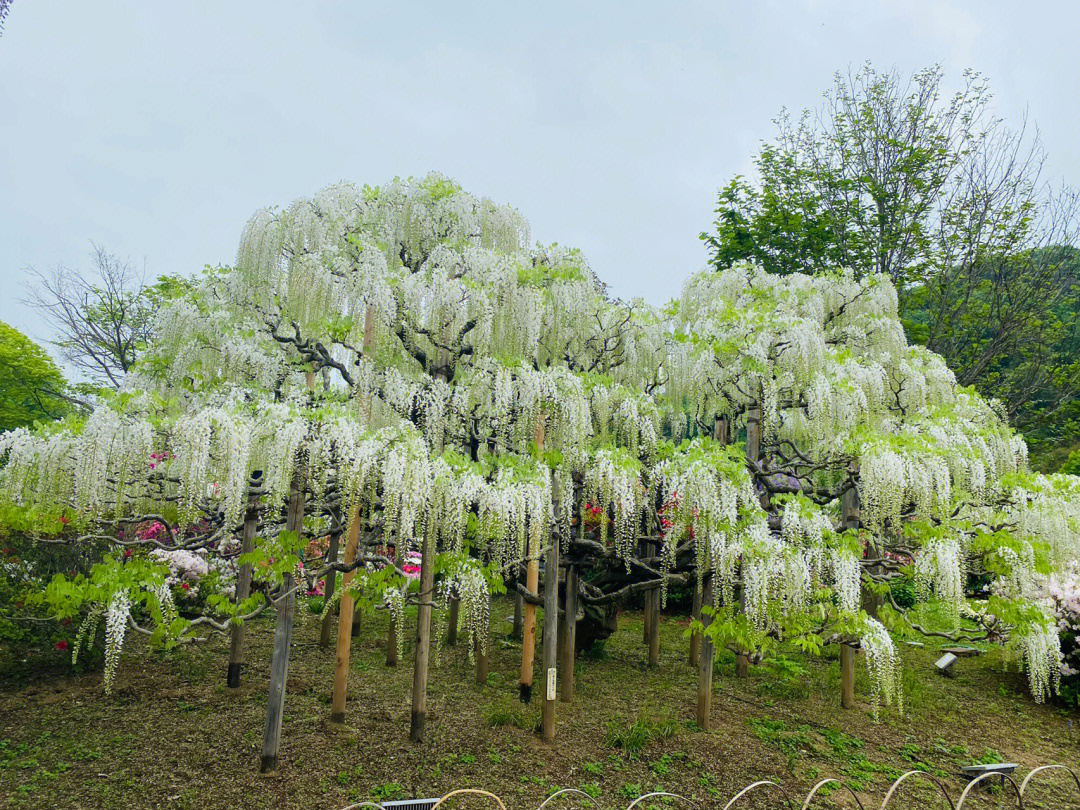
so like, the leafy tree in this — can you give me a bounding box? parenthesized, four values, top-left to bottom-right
(0, 321, 70, 431)
(24, 244, 196, 390)
(702, 64, 1080, 467)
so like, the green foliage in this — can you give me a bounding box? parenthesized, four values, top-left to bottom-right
(603, 712, 679, 757)
(0, 321, 70, 432)
(701, 64, 1080, 468)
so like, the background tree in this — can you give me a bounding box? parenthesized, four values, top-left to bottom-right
(0, 321, 71, 431)
(24, 244, 194, 391)
(702, 64, 1080, 469)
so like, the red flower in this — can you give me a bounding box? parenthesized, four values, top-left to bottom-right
(55, 640, 68, 652)
(181, 582, 191, 591)
(59, 516, 69, 525)
(123, 549, 133, 559)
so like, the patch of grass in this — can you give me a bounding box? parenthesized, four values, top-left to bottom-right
(581, 640, 611, 661)
(746, 716, 815, 772)
(578, 782, 602, 799)
(370, 783, 406, 802)
(481, 697, 540, 731)
(604, 711, 680, 757)
(618, 783, 643, 799)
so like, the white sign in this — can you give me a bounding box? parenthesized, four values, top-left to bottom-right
(546, 667, 557, 701)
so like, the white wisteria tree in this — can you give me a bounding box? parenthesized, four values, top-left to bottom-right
(1, 175, 1076, 768)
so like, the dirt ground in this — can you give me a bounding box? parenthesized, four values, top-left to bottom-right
(1, 599, 1078, 810)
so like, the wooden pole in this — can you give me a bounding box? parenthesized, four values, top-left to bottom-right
(227, 475, 261, 688)
(560, 565, 577, 702)
(642, 539, 652, 646)
(447, 595, 460, 644)
(350, 602, 362, 638)
(695, 574, 715, 730)
(841, 643, 856, 709)
(260, 475, 304, 773)
(688, 577, 702, 668)
(409, 523, 435, 741)
(647, 543, 660, 667)
(541, 537, 559, 740)
(512, 589, 524, 640)
(318, 527, 341, 648)
(519, 415, 545, 703)
(330, 512, 362, 722)
(409, 332, 451, 743)
(739, 410, 758, 676)
(475, 631, 489, 685)
(331, 307, 376, 722)
(386, 543, 399, 666)
(386, 614, 399, 667)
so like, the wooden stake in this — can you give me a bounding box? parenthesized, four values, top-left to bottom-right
(541, 539, 559, 741)
(560, 565, 577, 702)
(331, 307, 376, 722)
(318, 527, 341, 648)
(227, 476, 261, 688)
(409, 526, 435, 742)
(386, 616, 399, 667)
(695, 575, 715, 730)
(475, 630, 489, 685)
(688, 577, 702, 668)
(330, 511, 362, 723)
(642, 540, 652, 646)
(647, 542, 660, 667)
(841, 643, 856, 709)
(260, 475, 304, 773)
(512, 589, 524, 640)
(519, 415, 545, 703)
(447, 595, 460, 644)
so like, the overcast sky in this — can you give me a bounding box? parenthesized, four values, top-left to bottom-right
(2, 1, 1078, 347)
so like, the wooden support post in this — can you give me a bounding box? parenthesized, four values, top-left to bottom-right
(560, 565, 577, 702)
(519, 415, 545, 703)
(541, 539, 559, 741)
(409, 526, 435, 742)
(386, 616, 399, 667)
(695, 575, 715, 730)
(330, 511, 362, 722)
(512, 589, 524, 640)
(642, 540, 652, 647)
(520, 555, 539, 702)
(350, 602, 362, 638)
(318, 528, 341, 648)
(410, 336, 451, 743)
(330, 308, 376, 722)
(475, 631, 489, 685)
(227, 476, 261, 688)
(841, 643, 856, 709)
(384, 544, 398, 667)
(260, 476, 304, 773)
(447, 595, 460, 645)
(647, 573, 660, 668)
(688, 577, 702, 668)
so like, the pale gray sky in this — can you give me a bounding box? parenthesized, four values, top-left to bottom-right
(2, 1, 1078, 346)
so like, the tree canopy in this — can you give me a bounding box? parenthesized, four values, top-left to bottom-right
(1, 174, 1077, 733)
